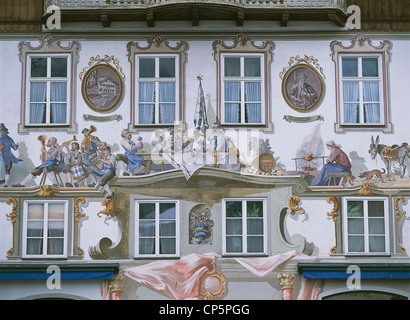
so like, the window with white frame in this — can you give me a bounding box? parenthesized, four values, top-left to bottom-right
(135, 200, 179, 257)
(342, 197, 389, 255)
(221, 54, 264, 125)
(18, 35, 80, 133)
(222, 198, 267, 255)
(331, 34, 392, 133)
(22, 200, 68, 258)
(26, 54, 71, 125)
(135, 55, 178, 125)
(340, 54, 383, 125)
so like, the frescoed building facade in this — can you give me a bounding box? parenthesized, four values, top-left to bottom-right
(0, 0, 409, 301)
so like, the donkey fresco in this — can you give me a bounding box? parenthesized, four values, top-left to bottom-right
(369, 136, 410, 178)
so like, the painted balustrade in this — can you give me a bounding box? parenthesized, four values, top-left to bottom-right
(44, 0, 346, 10)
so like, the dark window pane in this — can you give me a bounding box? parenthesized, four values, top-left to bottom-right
(347, 201, 363, 217)
(247, 219, 263, 235)
(225, 57, 240, 77)
(27, 221, 44, 237)
(362, 58, 378, 77)
(247, 201, 263, 217)
(139, 220, 155, 237)
(139, 238, 155, 254)
(139, 58, 155, 78)
(368, 218, 385, 235)
(368, 201, 384, 217)
(244, 57, 260, 77)
(369, 236, 385, 252)
(51, 58, 67, 77)
(226, 201, 242, 217)
(226, 219, 242, 235)
(31, 58, 47, 77)
(159, 58, 175, 78)
(27, 239, 43, 255)
(348, 235, 364, 252)
(160, 203, 176, 219)
(226, 236, 242, 252)
(348, 218, 364, 234)
(160, 238, 176, 254)
(47, 239, 64, 255)
(139, 203, 156, 219)
(247, 236, 263, 253)
(342, 58, 358, 77)
(159, 221, 176, 237)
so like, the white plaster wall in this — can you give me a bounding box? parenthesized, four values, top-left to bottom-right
(285, 197, 336, 255)
(79, 199, 122, 260)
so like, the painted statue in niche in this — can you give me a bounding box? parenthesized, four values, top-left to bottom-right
(189, 204, 214, 244)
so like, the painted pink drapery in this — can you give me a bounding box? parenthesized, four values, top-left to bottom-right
(234, 250, 322, 300)
(122, 252, 220, 300)
(116, 250, 321, 300)
(234, 250, 304, 277)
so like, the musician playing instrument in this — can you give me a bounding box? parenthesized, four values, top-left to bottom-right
(81, 126, 100, 166)
(116, 129, 145, 176)
(13, 137, 61, 187)
(63, 141, 86, 187)
(88, 145, 116, 199)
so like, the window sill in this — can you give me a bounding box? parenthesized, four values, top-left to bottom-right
(335, 122, 392, 133)
(19, 123, 76, 134)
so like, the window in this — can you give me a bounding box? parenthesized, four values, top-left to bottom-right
(222, 198, 267, 255)
(135, 200, 179, 257)
(213, 34, 274, 130)
(222, 54, 264, 124)
(331, 34, 392, 133)
(18, 34, 80, 133)
(340, 55, 382, 125)
(27, 54, 70, 125)
(22, 200, 68, 258)
(342, 197, 389, 255)
(127, 36, 188, 129)
(136, 56, 178, 125)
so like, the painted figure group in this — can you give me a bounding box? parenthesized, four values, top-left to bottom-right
(0, 121, 364, 192)
(11, 126, 148, 199)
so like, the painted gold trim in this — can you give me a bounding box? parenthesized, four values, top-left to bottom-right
(109, 274, 126, 293)
(199, 261, 227, 300)
(5, 197, 18, 257)
(326, 196, 339, 254)
(288, 195, 305, 215)
(38, 185, 54, 197)
(97, 199, 114, 218)
(394, 196, 407, 254)
(276, 273, 297, 290)
(358, 183, 372, 196)
(74, 197, 86, 256)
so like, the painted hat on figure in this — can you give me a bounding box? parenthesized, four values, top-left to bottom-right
(326, 140, 342, 149)
(0, 123, 8, 133)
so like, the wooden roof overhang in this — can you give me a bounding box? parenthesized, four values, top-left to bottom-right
(43, 2, 348, 28)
